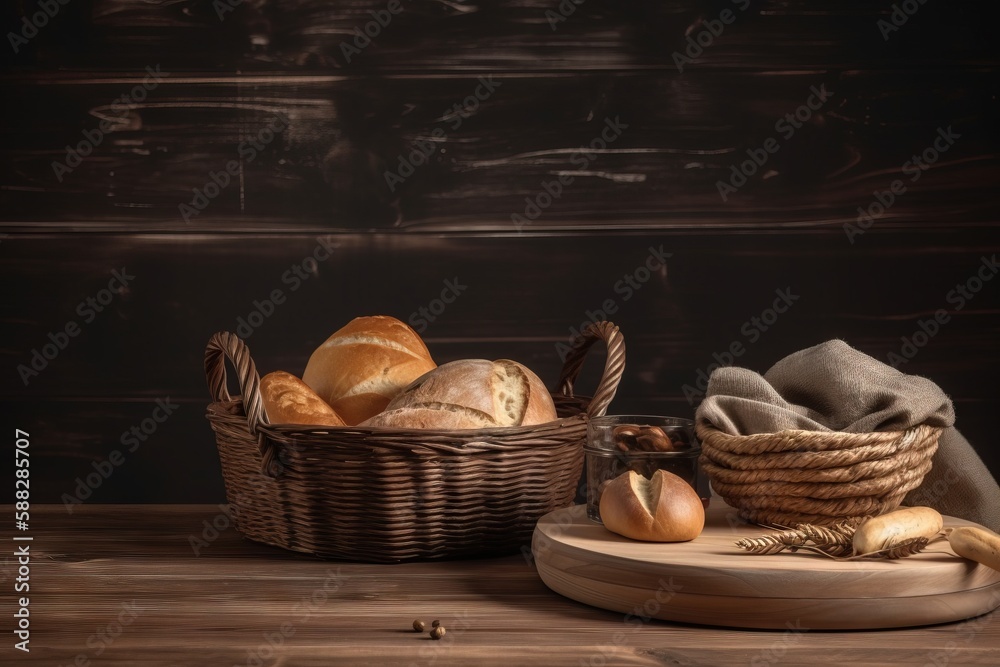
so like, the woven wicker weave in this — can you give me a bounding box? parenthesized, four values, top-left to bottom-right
(204, 321, 625, 562)
(697, 422, 941, 526)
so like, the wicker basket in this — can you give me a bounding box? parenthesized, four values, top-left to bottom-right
(697, 422, 942, 526)
(204, 321, 625, 562)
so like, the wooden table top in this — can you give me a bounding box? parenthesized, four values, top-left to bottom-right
(9, 504, 1000, 666)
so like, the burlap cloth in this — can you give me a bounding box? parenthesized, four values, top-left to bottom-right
(696, 340, 1000, 532)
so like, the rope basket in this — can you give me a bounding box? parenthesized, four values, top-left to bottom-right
(204, 321, 625, 562)
(696, 422, 941, 526)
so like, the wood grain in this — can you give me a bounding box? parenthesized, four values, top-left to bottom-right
(533, 503, 1000, 629)
(1, 71, 997, 230)
(7, 503, 1000, 665)
(5, 0, 998, 72)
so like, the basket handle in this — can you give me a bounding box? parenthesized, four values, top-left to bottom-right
(205, 332, 281, 477)
(556, 321, 626, 418)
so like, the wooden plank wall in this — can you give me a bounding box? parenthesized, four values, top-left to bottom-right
(1, 0, 998, 503)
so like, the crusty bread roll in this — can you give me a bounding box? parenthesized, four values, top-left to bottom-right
(360, 358, 558, 429)
(599, 470, 705, 542)
(302, 316, 436, 425)
(260, 371, 346, 427)
(520, 361, 559, 426)
(361, 406, 496, 430)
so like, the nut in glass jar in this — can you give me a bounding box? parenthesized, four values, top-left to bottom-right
(586, 416, 709, 523)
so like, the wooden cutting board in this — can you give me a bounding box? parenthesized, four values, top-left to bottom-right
(532, 502, 1000, 630)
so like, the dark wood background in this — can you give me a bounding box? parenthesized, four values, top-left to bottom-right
(1, 0, 998, 504)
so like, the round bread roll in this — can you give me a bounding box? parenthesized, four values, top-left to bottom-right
(360, 358, 558, 429)
(599, 470, 705, 542)
(302, 316, 436, 426)
(260, 371, 346, 427)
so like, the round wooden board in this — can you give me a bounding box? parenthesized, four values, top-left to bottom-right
(532, 502, 1000, 630)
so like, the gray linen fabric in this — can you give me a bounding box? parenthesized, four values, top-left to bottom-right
(695, 340, 1000, 532)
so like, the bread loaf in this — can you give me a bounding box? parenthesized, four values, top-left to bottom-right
(853, 506, 943, 555)
(361, 405, 496, 430)
(947, 526, 1000, 573)
(302, 316, 436, 425)
(360, 358, 558, 429)
(599, 470, 705, 542)
(260, 371, 346, 427)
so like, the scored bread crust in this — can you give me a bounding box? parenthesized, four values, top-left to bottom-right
(361, 404, 499, 430)
(260, 371, 346, 427)
(326, 315, 432, 358)
(503, 359, 558, 426)
(361, 359, 558, 429)
(599, 470, 705, 542)
(302, 316, 436, 425)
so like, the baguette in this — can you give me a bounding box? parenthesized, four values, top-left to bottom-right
(852, 506, 943, 555)
(599, 470, 704, 542)
(947, 526, 1000, 572)
(260, 371, 346, 427)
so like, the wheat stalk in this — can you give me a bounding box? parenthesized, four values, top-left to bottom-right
(736, 532, 805, 556)
(737, 521, 938, 560)
(849, 536, 931, 560)
(736, 520, 861, 557)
